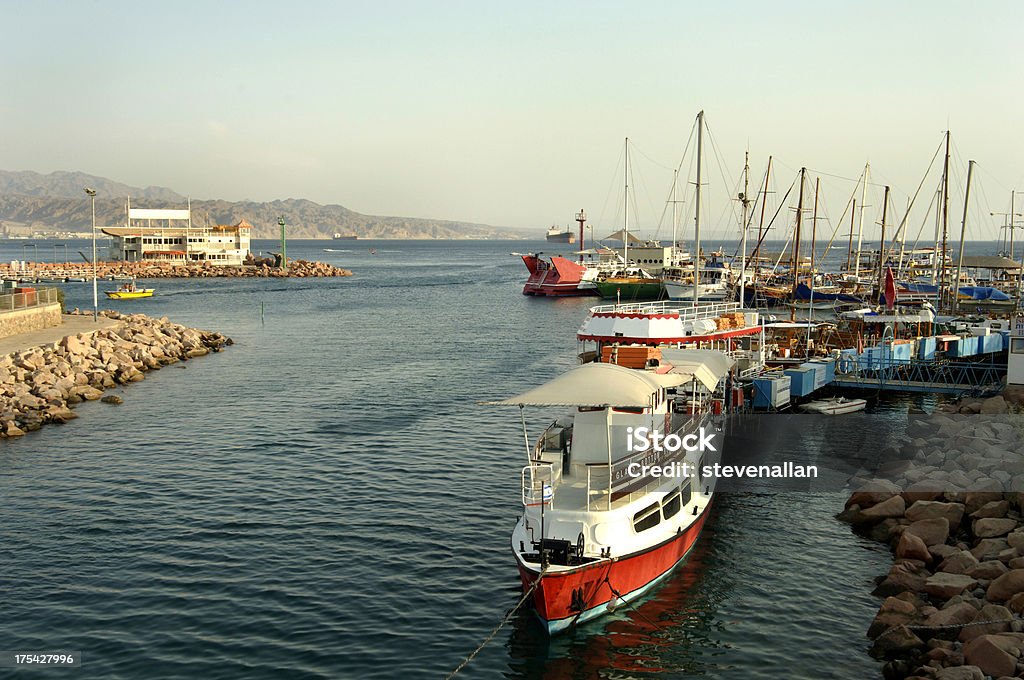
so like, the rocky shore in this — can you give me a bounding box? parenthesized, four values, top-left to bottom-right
(0, 259, 352, 279)
(0, 311, 231, 437)
(841, 411, 1024, 680)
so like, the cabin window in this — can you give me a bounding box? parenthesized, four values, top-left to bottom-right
(662, 492, 681, 520)
(578, 406, 604, 412)
(633, 503, 661, 533)
(1012, 338, 1024, 355)
(679, 481, 692, 506)
(613, 407, 645, 414)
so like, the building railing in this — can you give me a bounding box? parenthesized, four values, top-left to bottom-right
(0, 287, 59, 313)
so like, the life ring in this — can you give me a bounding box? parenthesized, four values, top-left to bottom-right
(838, 357, 856, 374)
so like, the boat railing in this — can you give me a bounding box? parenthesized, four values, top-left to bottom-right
(588, 300, 743, 318)
(522, 464, 555, 507)
(585, 413, 703, 511)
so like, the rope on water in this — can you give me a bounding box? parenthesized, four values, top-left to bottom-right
(445, 567, 547, 679)
(607, 584, 662, 629)
(873, 617, 1014, 641)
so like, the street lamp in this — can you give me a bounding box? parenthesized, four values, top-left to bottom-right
(84, 188, 97, 321)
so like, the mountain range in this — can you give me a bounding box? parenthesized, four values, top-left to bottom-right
(0, 170, 526, 239)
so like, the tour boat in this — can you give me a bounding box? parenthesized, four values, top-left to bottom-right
(105, 280, 154, 299)
(800, 396, 867, 415)
(488, 350, 733, 633)
(521, 254, 599, 297)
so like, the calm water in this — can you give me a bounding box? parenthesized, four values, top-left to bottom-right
(0, 238, 971, 679)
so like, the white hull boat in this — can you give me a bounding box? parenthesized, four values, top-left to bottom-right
(801, 397, 867, 415)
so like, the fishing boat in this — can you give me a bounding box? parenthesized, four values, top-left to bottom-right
(594, 268, 665, 301)
(522, 211, 602, 297)
(488, 351, 731, 633)
(105, 279, 154, 299)
(801, 396, 867, 415)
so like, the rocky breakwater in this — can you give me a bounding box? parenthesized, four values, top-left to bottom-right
(0, 259, 353, 279)
(841, 412, 1024, 680)
(0, 311, 231, 437)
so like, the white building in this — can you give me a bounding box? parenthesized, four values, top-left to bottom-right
(101, 202, 252, 266)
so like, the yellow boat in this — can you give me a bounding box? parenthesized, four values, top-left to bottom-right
(105, 280, 154, 299)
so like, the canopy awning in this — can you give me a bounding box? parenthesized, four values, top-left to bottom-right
(960, 255, 1022, 270)
(660, 349, 735, 392)
(602, 229, 644, 243)
(484, 362, 687, 408)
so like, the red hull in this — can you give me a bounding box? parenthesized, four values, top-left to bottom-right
(516, 502, 712, 630)
(522, 255, 597, 297)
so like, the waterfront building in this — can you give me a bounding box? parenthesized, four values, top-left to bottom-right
(101, 201, 252, 265)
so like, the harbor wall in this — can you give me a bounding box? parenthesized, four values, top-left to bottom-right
(0, 311, 231, 437)
(0, 302, 61, 340)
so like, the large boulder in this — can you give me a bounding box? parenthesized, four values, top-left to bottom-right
(966, 560, 1009, 580)
(905, 518, 950, 547)
(906, 500, 966, 531)
(974, 517, 1018, 538)
(971, 500, 1010, 519)
(934, 667, 984, 680)
(962, 634, 1017, 677)
(986, 569, 1024, 601)
(940, 550, 981, 575)
(959, 603, 1013, 642)
(923, 600, 980, 628)
(896, 532, 931, 562)
(923, 572, 978, 600)
(848, 479, 903, 509)
(971, 538, 1010, 561)
(874, 562, 931, 597)
(870, 624, 925, 658)
(868, 596, 919, 639)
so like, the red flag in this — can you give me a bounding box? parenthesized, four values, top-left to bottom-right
(884, 266, 896, 310)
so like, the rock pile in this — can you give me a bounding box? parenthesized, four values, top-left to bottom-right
(0, 259, 352, 279)
(0, 311, 231, 437)
(842, 412, 1024, 679)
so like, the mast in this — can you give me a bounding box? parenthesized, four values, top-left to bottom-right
(953, 159, 975, 313)
(624, 137, 630, 268)
(855, 162, 870, 280)
(846, 199, 856, 271)
(575, 209, 586, 263)
(791, 167, 806, 301)
(807, 175, 819, 342)
(692, 110, 704, 306)
(876, 185, 890, 303)
(931, 186, 942, 284)
(754, 156, 773, 264)
(739, 150, 751, 307)
(940, 131, 951, 309)
(1011, 190, 1017, 261)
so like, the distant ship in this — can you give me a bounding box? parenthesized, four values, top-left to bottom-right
(333, 233, 358, 240)
(545, 226, 576, 244)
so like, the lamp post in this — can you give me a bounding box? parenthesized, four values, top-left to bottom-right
(278, 216, 287, 271)
(85, 188, 97, 321)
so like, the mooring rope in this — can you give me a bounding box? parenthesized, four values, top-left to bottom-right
(873, 617, 1013, 641)
(445, 567, 548, 679)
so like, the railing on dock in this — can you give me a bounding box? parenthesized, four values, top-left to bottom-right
(834, 357, 1006, 396)
(0, 287, 59, 313)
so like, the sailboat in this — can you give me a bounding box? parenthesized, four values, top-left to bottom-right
(594, 138, 664, 301)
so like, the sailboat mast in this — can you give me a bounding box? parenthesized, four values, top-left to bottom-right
(791, 167, 805, 301)
(810, 176, 819, 277)
(1010, 190, 1017, 261)
(755, 156, 772, 263)
(940, 131, 951, 308)
(953, 159, 975, 313)
(692, 110, 704, 306)
(855, 162, 870, 280)
(931, 186, 942, 284)
(739, 150, 750, 308)
(877, 185, 890, 303)
(846, 199, 856, 271)
(624, 137, 630, 267)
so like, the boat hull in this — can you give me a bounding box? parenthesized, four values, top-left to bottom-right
(522, 255, 597, 297)
(516, 502, 711, 634)
(105, 290, 154, 299)
(802, 398, 866, 415)
(594, 280, 664, 301)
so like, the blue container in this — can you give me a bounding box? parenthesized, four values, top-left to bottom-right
(1002, 330, 1011, 350)
(753, 375, 791, 409)
(951, 336, 978, 358)
(892, 343, 913, 363)
(784, 367, 816, 397)
(918, 336, 937, 360)
(984, 334, 1002, 354)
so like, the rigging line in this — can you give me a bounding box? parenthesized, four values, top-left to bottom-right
(630, 149, 667, 239)
(908, 180, 940, 256)
(630, 143, 675, 172)
(728, 159, 770, 261)
(973, 162, 1010, 195)
(656, 118, 699, 234)
(880, 140, 943, 267)
(595, 142, 627, 239)
(749, 174, 798, 263)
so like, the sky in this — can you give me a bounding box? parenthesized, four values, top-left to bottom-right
(3, 0, 1023, 242)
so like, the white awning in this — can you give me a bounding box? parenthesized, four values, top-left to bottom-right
(484, 362, 687, 408)
(660, 349, 735, 392)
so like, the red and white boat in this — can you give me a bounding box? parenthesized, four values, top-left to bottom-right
(522, 210, 600, 297)
(488, 350, 734, 633)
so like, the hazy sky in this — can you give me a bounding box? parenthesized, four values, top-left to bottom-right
(3, 1, 1022, 241)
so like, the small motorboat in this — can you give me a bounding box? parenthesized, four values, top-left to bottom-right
(105, 279, 154, 300)
(801, 396, 867, 415)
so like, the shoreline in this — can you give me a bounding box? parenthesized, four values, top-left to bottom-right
(840, 401, 1024, 680)
(0, 259, 352, 279)
(0, 311, 231, 437)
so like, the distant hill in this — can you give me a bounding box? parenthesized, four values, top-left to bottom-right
(0, 170, 527, 239)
